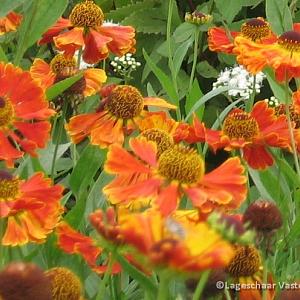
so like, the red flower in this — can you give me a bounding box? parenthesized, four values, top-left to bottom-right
(0, 171, 63, 246)
(208, 18, 276, 54)
(39, 0, 135, 64)
(56, 222, 121, 274)
(103, 137, 247, 215)
(0, 63, 54, 167)
(202, 101, 291, 169)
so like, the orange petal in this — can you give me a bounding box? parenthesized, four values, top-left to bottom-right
(155, 183, 180, 216)
(129, 138, 158, 166)
(83, 68, 107, 96)
(30, 58, 55, 90)
(2, 217, 28, 246)
(83, 29, 112, 64)
(243, 145, 274, 169)
(105, 144, 151, 174)
(54, 27, 84, 56)
(143, 97, 176, 109)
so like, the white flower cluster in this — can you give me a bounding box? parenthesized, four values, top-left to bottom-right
(265, 96, 279, 107)
(110, 53, 141, 74)
(213, 65, 265, 100)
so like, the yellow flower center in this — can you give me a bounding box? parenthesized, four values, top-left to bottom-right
(275, 104, 300, 128)
(223, 111, 259, 141)
(140, 128, 173, 156)
(105, 85, 144, 119)
(241, 18, 271, 41)
(158, 145, 204, 184)
(45, 267, 82, 300)
(50, 54, 77, 75)
(0, 171, 20, 201)
(185, 11, 212, 25)
(0, 97, 14, 128)
(70, 0, 104, 28)
(278, 31, 300, 53)
(226, 246, 260, 277)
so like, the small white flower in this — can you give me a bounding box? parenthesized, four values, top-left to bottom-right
(213, 64, 266, 100)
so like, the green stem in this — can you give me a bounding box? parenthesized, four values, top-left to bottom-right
(224, 288, 232, 300)
(167, 0, 180, 120)
(246, 75, 256, 112)
(77, 47, 83, 69)
(188, 27, 201, 93)
(0, 218, 6, 268)
(157, 274, 170, 300)
(262, 257, 268, 300)
(50, 102, 68, 180)
(192, 270, 210, 300)
(284, 78, 300, 176)
(96, 255, 115, 300)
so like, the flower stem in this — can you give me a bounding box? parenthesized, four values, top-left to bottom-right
(96, 255, 115, 300)
(77, 47, 83, 69)
(157, 273, 170, 300)
(51, 101, 68, 180)
(262, 256, 268, 300)
(188, 27, 201, 93)
(167, 0, 180, 120)
(192, 270, 210, 300)
(224, 288, 232, 300)
(284, 78, 300, 176)
(246, 75, 256, 112)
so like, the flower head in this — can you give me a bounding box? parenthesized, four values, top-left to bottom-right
(204, 101, 291, 169)
(234, 24, 300, 81)
(66, 84, 176, 148)
(39, 0, 136, 63)
(0, 11, 22, 35)
(0, 171, 64, 246)
(208, 17, 275, 54)
(0, 262, 51, 300)
(0, 63, 54, 167)
(103, 137, 247, 215)
(30, 54, 107, 98)
(185, 11, 212, 25)
(45, 267, 83, 300)
(90, 209, 234, 273)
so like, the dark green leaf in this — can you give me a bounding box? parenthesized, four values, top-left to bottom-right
(0, 0, 28, 17)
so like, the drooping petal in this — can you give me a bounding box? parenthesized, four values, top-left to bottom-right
(155, 183, 180, 216)
(243, 145, 274, 169)
(83, 29, 112, 64)
(39, 17, 72, 44)
(54, 27, 84, 56)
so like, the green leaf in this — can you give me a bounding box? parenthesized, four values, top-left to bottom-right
(185, 79, 204, 120)
(173, 22, 195, 43)
(0, 46, 8, 63)
(0, 0, 28, 17)
(69, 145, 105, 197)
(173, 37, 193, 77)
(14, 0, 68, 65)
(264, 68, 287, 102)
(215, 0, 243, 24)
(46, 73, 83, 101)
(185, 86, 234, 121)
(143, 49, 178, 106)
(266, 0, 293, 34)
(196, 61, 219, 79)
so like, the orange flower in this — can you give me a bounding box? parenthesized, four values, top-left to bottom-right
(202, 101, 291, 169)
(0, 63, 55, 167)
(30, 54, 107, 97)
(0, 171, 63, 246)
(137, 111, 178, 156)
(208, 17, 276, 54)
(66, 84, 176, 148)
(0, 11, 22, 35)
(233, 24, 300, 81)
(56, 222, 121, 274)
(90, 209, 234, 273)
(226, 245, 275, 300)
(39, 0, 135, 64)
(103, 137, 247, 216)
